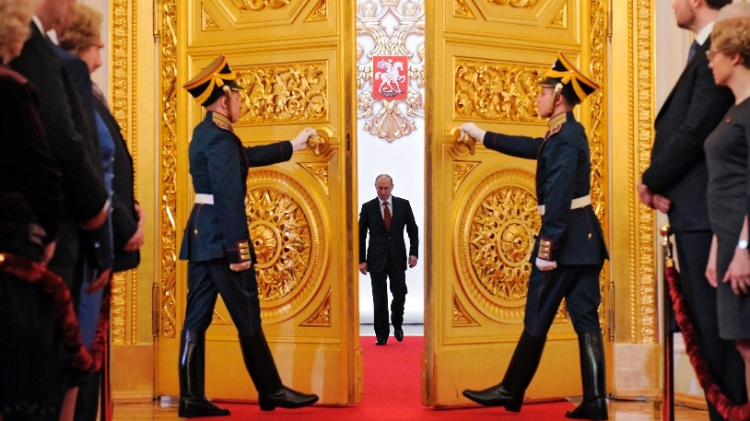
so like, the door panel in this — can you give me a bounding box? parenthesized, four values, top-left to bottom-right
(155, 0, 359, 405)
(424, 0, 609, 406)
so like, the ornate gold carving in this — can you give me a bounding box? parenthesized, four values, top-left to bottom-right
(488, 0, 540, 8)
(456, 169, 544, 322)
(453, 161, 480, 194)
(233, 62, 328, 125)
(453, 290, 480, 326)
(211, 309, 232, 325)
(307, 131, 330, 156)
(299, 163, 330, 196)
(455, 59, 546, 123)
(245, 171, 326, 322)
(454, 0, 475, 17)
(363, 99, 417, 143)
(548, 3, 567, 28)
(111, 271, 127, 345)
(587, 0, 610, 332)
(305, 0, 328, 22)
(201, 7, 222, 31)
(631, 0, 657, 344)
(301, 289, 332, 326)
(111, 0, 139, 345)
(357, 0, 425, 142)
(231, 0, 290, 11)
(159, 0, 178, 339)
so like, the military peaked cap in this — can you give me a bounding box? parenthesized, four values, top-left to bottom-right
(184, 54, 240, 106)
(540, 52, 599, 104)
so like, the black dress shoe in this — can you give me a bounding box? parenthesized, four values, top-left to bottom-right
(259, 386, 318, 411)
(462, 384, 523, 412)
(375, 337, 387, 345)
(394, 327, 404, 342)
(178, 396, 231, 418)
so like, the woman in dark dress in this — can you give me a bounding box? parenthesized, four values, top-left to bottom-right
(704, 8, 750, 401)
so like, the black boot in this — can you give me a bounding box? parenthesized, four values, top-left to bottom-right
(566, 331, 608, 420)
(239, 331, 319, 411)
(178, 330, 230, 418)
(463, 330, 546, 412)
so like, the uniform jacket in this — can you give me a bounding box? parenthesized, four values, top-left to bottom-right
(180, 112, 293, 264)
(642, 38, 733, 232)
(358, 195, 419, 272)
(483, 112, 608, 265)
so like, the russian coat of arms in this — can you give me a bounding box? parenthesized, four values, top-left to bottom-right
(373, 55, 408, 100)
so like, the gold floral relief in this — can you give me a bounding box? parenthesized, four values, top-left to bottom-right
(231, 0, 290, 11)
(301, 289, 332, 327)
(202, 7, 222, 31)
(305, 0, 328, 22)
(233, 62, 328, 125)
(487, 0, 540, 8)
(453, 290, 480, 326)
(454, 0, 475, 17)
(453, 161, 480, 194)
(547, 3, 567, 28)
(454, 59, 546, 123)
(245, 170, 326, 322)
(111, 0, 131, 345)
(159, 0, 178, 339)
(299, 163, 330, 196)
(456, 169, 543, 322)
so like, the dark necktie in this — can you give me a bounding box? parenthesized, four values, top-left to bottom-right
(383, 202, 391, 231)
(688, 40, 700, 62)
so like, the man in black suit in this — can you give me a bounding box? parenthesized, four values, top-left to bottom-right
(10, 0, 109, 285)
(638, 0, 746, 418)
(359, 174, 419, 345)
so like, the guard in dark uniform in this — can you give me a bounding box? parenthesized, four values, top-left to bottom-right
(179, 54, 319, 418)
(459, 52, 609, 421)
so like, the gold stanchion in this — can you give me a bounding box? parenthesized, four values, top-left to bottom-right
(660, 224, 675, 421)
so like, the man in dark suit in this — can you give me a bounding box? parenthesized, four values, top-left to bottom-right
(359, 174, 419, 345)
(10, 0, 109, 286)
(638, 0, 746, 418)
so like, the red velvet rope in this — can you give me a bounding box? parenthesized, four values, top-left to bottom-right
(665, 265, 750, 421)
(0, 252, 110, 373)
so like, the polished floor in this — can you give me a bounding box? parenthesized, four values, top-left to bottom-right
(112, 325, 709, 420)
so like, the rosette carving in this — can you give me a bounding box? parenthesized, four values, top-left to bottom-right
(456, 169, 541, 322)
(245, 170, 326, 321)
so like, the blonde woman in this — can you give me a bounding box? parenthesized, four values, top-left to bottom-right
(704, 6, 750, 405)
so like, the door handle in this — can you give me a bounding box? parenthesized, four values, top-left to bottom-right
(307, 130, 330, 156)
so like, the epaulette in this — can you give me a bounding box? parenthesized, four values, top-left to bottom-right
(547, 112, 567, 136)
(212, 112, 233, 132)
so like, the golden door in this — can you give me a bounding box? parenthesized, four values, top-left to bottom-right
(423, 0, 610, 406)
(154, 1, 360, 404)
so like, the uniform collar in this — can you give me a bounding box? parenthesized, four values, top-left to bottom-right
(211, 112, 233, 132)
(547, 112, 568, 133)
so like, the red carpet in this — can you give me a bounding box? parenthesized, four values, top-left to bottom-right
(207, 335, 575, 420)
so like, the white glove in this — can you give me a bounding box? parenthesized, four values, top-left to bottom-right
(535, 257, 557, 272)
(458, 122, 486, 142)
(291, 127, 317, 151)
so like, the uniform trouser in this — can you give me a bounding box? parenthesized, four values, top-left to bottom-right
(370, 258, 407, 339)
(184, 259, 262, 335)
(524, 263, 603, 338)
(674, 230, 746, 421)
